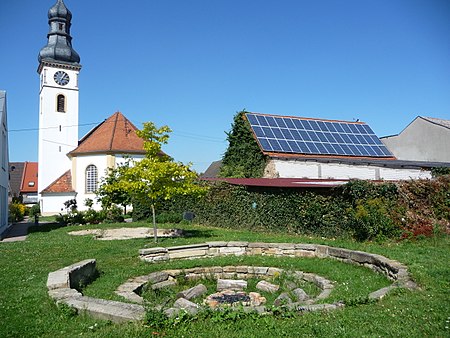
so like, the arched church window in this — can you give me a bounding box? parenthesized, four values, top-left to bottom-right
(85, 165, 98, 193)
(57, 94, 66, 112)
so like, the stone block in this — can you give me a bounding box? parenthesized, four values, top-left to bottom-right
(248, 266, 268, 275)
(294, 244, 317, 251)
(151, 280, 177, 290)
(139, 247, 168, 255)
(317, 288, 332, 299)
(294, 250, 315, 257)
(173, 298, 200, 315)
(292, 288, 309, 302)
(164, 269, 183, 277)
(315, 245, 329, 257)
(368, 286, 395, 300)
(269, 243, 295, 250)
(167, 243, 209, 251)
(168, 249, 206, 259)
(147, 271, 169, 284)
(223, 266, 237, 273)
(256, 281, 279, 293)
(248, 242, 270, 248)
(219, 247, 245, 256)
(236, 266, 249, 273)
(67, 259, 96, 289)
(267, 267, 283, 276)
(47, 270, 70, 290)
(249, 248, 263, 255)
(48, 288, 82, 300)
(64, 296, 145, 323)
(177, 284, 207, 300)
(227, 241, 249, 247)
(328, 247, 352, 259)
(206, 241, 228, 247)
(217, 279, 247, 291)
(274, 292, 292, 306)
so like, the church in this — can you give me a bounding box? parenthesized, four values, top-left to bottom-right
(38, 0, 145, 215)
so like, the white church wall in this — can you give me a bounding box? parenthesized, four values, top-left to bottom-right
(40, 193, 76, 216)
(74, 154, 109, 211)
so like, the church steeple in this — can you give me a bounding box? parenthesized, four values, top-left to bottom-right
(38, 0, 80, 65)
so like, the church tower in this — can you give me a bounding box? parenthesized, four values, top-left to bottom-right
(38, 0, 81, 196)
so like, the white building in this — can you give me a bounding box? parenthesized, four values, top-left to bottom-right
(0, 91, 10, 236)
(40, 112, 145, 214)
(37, 1, 146, 215)
(381, 116, 450, 163)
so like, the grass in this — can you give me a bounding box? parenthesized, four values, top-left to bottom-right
(0, 221, 449, 337)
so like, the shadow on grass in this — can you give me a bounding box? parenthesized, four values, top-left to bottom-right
(182, 229, 215, 239)
(28, 222, 66, 234)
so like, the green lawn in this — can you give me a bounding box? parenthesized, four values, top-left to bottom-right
(0, 221, 448, 337)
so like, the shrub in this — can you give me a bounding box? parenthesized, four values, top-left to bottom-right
(9, 203, 26, 222)
(103, 205, 124, 223)
(29, 204, 41, 217)
(154, 212, 183, 224)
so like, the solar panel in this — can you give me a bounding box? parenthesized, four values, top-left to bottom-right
(245, 113, 394, 158)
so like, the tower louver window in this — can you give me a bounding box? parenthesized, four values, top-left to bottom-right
(57, 94, 65, 112)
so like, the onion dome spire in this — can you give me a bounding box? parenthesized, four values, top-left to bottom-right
(38, 0, 80, 64)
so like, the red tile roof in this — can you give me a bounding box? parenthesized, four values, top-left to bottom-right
(41, 170, 74, 193)
(68, 111, 146, 156)
(20, 162, 38, 193)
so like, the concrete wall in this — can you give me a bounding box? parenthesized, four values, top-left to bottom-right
(381, 117, 450, 163)
(0, 91, 9, 235)
(265, 159, 431, 180)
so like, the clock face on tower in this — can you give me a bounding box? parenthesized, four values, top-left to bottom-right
(54, 71, 70, 86)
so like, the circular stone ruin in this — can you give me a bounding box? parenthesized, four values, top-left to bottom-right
(46, 242, 418, 323)
(115, 265, 337, 316)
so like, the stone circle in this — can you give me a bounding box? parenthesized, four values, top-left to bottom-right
(46, 241, 418, 323)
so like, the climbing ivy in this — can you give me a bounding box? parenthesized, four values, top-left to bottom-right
(219, 111, 267, 178)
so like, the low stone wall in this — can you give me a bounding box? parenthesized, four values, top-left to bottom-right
(46, 259, 145, 323)
(139, 242, 418, 290)
(116, 265, 335, 310)
(46, 242, 418, 324)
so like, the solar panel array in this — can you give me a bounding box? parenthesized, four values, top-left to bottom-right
(246, 113, 393, 158)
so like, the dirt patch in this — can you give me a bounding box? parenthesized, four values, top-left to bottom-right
(69, 227, 183, 240)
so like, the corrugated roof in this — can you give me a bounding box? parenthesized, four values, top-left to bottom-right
(41, 170, 74, 193)
(203, 177, 349, 188)
(69, 111, 146, 156)
(20, 162, 38, 193)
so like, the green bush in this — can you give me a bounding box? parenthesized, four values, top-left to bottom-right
(29, 204, 41, 217)
(103, 205, 124, 223)
(9, 203, 26, 222)
(154, 211, 183, 224)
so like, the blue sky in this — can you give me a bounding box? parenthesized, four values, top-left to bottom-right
(1, 0, 449, 172)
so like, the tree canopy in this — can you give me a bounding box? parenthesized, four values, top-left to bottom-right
(97, 121, 206, 241)
(219, 111, 267, 178)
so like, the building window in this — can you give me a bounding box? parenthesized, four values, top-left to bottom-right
(85, 165, 98, 193)
(57, 94, 65, 112)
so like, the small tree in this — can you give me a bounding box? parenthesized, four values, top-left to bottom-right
(96, 165, 132, 213)
(99, 121, 206, 242)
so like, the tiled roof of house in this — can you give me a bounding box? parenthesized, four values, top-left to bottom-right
(421, 116, 450, 130)
(68, 111, 146, 156)
(20, 162, 38, 193)
(41, 170, 74, 194)
(9, 162, 25, 197)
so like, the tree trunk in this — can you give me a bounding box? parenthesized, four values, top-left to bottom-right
(151, 204, 157, 243)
